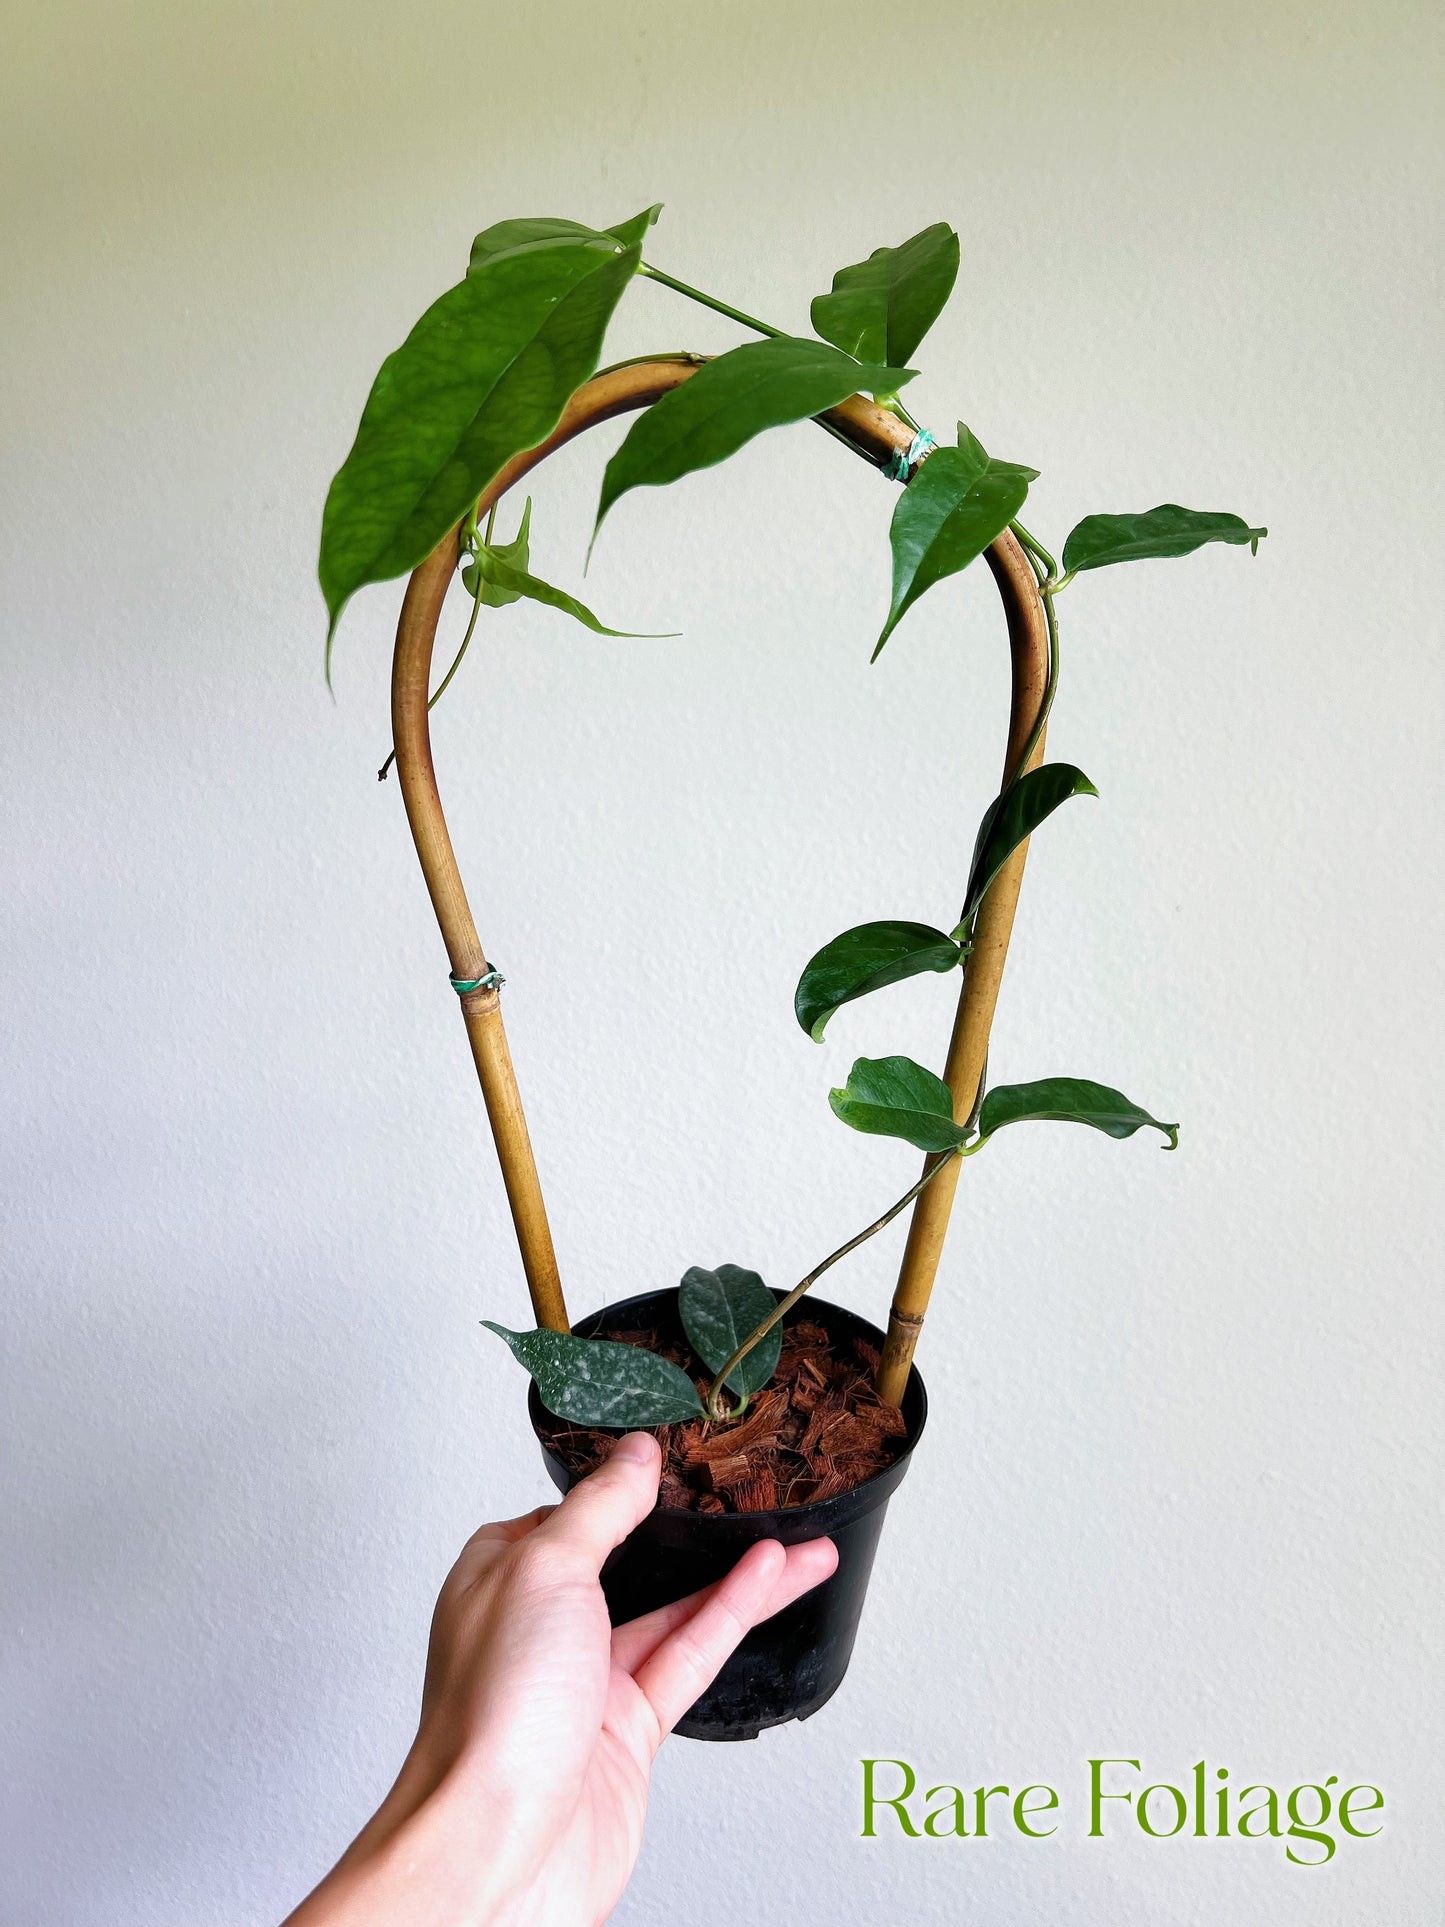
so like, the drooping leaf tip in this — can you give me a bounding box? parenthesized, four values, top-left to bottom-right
(323, 606, 343, 696)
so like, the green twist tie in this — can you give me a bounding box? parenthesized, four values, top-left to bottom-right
(450, 967, 505, 995)
(884, 428, 936, 482)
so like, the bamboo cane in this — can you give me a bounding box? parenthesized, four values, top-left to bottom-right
(388, 359, 1046, 1348)
(874, 536, 1051, 1403)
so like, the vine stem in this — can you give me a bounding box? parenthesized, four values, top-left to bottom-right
(593, 349, 710, 378)
(638, 263, 785, 339)
(1011, 578, 1059, 785)
(1005, 520, 1062, 785)
(1011, 517, 1057, 579)
(705, 1149, 963, 1422)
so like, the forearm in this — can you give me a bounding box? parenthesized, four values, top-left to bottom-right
(283, 1749, 521, 1927)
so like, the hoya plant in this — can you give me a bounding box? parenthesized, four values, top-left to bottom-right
(320, 207, 1262, 1440)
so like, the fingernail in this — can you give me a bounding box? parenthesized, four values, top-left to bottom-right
(612, 1432, 657, 1466)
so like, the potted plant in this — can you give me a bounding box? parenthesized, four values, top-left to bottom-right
(319, 206, 1264, 1740)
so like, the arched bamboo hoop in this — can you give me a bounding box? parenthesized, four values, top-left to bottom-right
(388, 358, 1049, 1392)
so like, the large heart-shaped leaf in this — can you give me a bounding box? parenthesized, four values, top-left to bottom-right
(592, 335, 915, 547)
(875, 425, 1037, 660)
(468, 203, 662, 273)
(1061, 505, 1266, 577)
(319, 234, 642, 651)
(795, 920, 962, 1042)
(482, 1321, 705, 1426)
(958, 764, 1098, 929)
(828, 1054, 970, 1153)
(976, 1078, 1178, 1148)
(810, 222, 960, 373)
(678, 1265, 782, 1396)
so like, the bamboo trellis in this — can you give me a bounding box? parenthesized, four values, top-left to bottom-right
(388, 358, 1049, 1405)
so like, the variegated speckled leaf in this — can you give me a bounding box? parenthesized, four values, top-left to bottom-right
(481, 1321, 705, 1426)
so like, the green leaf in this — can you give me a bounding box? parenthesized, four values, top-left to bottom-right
(481, 1320, 705, 1426)
(828, 1054, 970, 1154)
(875, 425, 1037, 659)
(472, 550, 675, 637)
(678, 1265, 782, 1396)
(467, 204, 661, 273)
(459, 498, 673, 635)
(592, 335, 916, 548)
(319, 236, 641, 653)
(810, 221, 960, 372)
(462, 497, 533, 606)
(959, 764, 1098, 928)
(605, 203, 664, 250)
(1061, 505, 1267, 577)
(976, 1078, 1178, 1149)
(795, 921, 962, 1042)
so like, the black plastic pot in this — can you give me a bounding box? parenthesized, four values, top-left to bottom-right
(529, 1286, 927, 1741)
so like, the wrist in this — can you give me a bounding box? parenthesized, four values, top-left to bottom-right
(288, 1747, 523, 1927)
(379, 1772, 524, 1924)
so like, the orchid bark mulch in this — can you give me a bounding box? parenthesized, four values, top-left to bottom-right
(535, 1316, 909, 1513)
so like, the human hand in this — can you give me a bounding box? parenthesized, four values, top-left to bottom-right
(283, 1432, 837, 1927)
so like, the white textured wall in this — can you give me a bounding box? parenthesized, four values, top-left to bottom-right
(4, 3, 1442, 1922)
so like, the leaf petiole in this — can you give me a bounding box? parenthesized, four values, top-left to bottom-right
(1010, 516, 1057, 580)
(638, 262, 786, 340)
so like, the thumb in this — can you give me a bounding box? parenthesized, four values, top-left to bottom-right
(533, 1432, 661, 1573)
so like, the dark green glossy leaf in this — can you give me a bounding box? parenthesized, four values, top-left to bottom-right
(1061, 505, 1267, 576)
(976, 1078, 1178, 1148)
(320, 238, 641, 651)
(462, 497, 533, 606)
(481, 1320, 705, 1426)
(958, 764, 1098, 928)
(593, 335, 915, 547)
(795, 921, 962, 1042)
(875, 425, 1037, 659)
(810, 222, 960, 374)
(828, 1054, 970, 1153)
(468, 204, 661, 273)
(678, 1265, 781, 1396)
